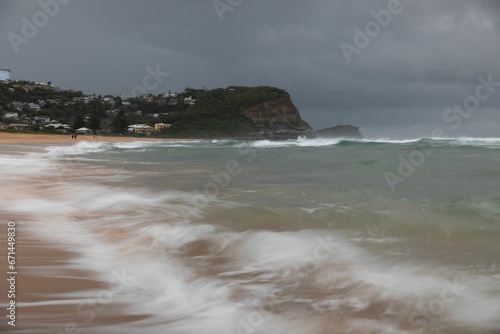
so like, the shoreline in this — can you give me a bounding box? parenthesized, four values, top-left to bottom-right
(0, 143, 151, 332)
(0, 226, 149, 332)
(0, 132, 199, 145)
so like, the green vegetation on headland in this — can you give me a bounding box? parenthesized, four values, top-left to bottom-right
(164, 86, 282, 137)
(0, 81, 313, 139)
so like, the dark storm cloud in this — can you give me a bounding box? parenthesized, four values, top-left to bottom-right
(1, 0, 500, 137)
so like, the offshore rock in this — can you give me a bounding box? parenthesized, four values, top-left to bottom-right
(313, 125, 363, 138)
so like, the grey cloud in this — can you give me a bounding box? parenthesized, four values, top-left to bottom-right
(1, 0, 499, 138)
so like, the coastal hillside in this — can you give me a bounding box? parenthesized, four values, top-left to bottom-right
(0, 82, 313, 139)
(163, 86, 313, 139)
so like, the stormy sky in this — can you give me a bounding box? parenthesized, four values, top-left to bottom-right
(1, 0, 500, 138)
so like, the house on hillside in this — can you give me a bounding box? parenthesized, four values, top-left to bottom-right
(154, 123, 172, 132)
(34, 116, 51, 124)
(184, 96, 196, 106)
(3, 112, 19, 120)
(76, 127, 92, 135)
(103, 96, 115, 106)
(9, 124, 29, 131)
(46, 123, 71, 133)
(128, 124, 153, 135)
(9, 102, 24, 111)
(155, 98, 167, 106)
(27, 103, 41, 112)
(141, 95, 154, 103)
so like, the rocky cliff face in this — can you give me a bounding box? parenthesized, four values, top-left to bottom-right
(314, 125, 363, 138)
(242, 97, 313, 139)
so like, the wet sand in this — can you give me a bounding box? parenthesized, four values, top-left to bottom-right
(0, 139, 158, 332)
(0, 225, 148, 333)
(0, 132, 195, 145)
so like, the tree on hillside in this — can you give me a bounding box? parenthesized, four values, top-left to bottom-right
(72, 114, 85, 130)
(112, 110, 128, 134)
(88, 111, 101, 131)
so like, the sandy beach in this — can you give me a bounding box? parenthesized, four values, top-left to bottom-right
(0, 134, 186, 333)
(0, 228, 148, 333)
(0, 132, 192, 145)
(0, 138, 154, 333)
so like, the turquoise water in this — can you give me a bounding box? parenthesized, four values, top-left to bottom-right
(2, 137, 500, 333)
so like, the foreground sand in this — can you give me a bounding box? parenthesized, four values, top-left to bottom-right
(0, 226, 148, 333)
(0, 142, 152, 332)
(0, 132, 195, 145)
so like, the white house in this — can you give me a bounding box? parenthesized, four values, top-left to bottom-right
(76, 127, 92, 134)
(102, 96, 115, 105)
(184, 96, 196, 106)
(27, 103, 41, 112)
(3, 112, 19, 120)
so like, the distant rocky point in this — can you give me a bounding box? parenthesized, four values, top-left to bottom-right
(313, 125, 363, 138)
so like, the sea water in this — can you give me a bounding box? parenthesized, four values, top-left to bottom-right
(1, 137, 499, 333)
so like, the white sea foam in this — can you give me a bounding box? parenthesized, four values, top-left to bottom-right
(248, 138, 341, 148)
(37, 136, 500, 161)
(246, 136, 500, 149)
(0, 153, 52, 174)
(45, 141, 113, 156)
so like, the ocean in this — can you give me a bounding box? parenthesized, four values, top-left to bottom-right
(1, 137, 500, 333)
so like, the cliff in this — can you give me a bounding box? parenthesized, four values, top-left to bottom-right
(314, 125, 363, 138)
(165, 86, 313, 139)
(241, 97, 313, 140)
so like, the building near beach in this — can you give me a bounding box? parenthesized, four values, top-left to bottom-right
(76, 127, 92, 135)
(128, 124, 154, 135)
(154, 123, 172, 132)
(0, 69, 11, 82)
(9, 124, 29, 131)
